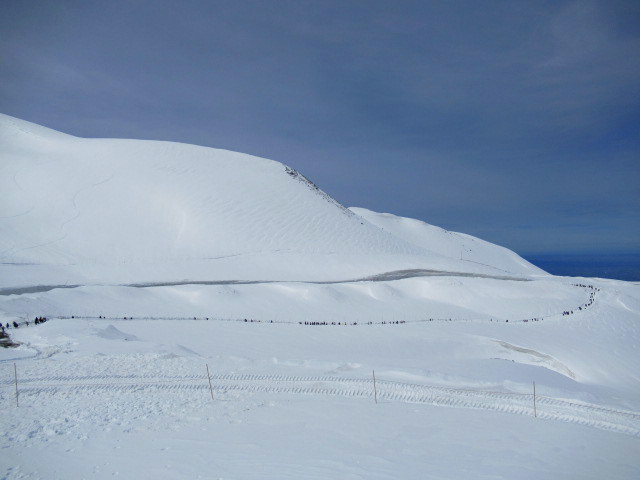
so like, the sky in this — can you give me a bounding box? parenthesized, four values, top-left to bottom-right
(1, 0, 638, 255)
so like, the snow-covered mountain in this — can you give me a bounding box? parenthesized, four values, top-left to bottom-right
(0, 113, 543, 289)
(2, 114, 639, 480)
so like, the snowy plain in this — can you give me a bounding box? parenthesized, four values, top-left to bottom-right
(1, 114, 639, 479)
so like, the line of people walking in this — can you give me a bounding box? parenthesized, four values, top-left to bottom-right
(299, 320, 407, 326)
(2, 316, 49, 333)
(51, 282, 600, 329)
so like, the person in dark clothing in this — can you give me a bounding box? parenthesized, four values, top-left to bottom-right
(13, 321, 18, 328)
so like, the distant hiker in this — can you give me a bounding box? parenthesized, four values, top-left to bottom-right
(13, 321, 18, 328)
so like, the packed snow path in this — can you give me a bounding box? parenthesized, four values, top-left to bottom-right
(0, 268, 530, 297)
(2, 372, 638, 438)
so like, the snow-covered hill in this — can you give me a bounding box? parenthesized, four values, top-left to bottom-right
(1, 114, 639, 479)
(0, 113, 543, 289)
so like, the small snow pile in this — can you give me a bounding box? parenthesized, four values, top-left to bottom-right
(95, 325, 139, 342)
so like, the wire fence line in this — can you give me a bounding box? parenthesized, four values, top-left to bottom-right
(2, 368, 639, 437)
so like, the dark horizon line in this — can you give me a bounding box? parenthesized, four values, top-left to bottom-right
(521, 252, 640, 258)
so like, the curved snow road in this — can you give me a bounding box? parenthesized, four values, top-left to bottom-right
(2, 373, 638, 438)
(0, 269, 529, 296)
(126, 268, 530, 287)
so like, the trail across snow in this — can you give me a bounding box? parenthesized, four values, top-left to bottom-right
(0, 279, 599, 328)
(0, 268, 529, 297)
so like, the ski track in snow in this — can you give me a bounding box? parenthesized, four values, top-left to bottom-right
(1, 372, 638, 438)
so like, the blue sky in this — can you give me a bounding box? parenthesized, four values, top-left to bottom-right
(1, 0, 638, 255)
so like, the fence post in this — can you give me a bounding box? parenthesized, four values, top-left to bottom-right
(372, 369, 378, 404)
(533, 381, 537, 418)
(14, 363, 18, 407)
(206, 364, 214, 401)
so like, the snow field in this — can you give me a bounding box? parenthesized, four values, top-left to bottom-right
(4, 369, 640, 437)
(1, 344, 639, 479)
(3, 391, 639, 480)
(1, 114, 639, 478)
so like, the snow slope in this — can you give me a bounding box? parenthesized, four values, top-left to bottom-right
(0, 113, 543, 289)
(351, 207, 543, 276)
(2, 299, 640, 479)
(1, 114, 639, 479)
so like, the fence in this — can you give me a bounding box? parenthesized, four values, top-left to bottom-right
(2, 363, 639, 438)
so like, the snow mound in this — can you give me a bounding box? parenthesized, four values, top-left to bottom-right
(96, 325, 139, 341)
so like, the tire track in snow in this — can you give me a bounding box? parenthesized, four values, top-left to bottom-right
(2, 373, 638, 437)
